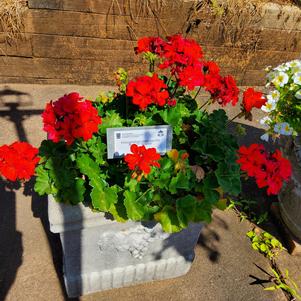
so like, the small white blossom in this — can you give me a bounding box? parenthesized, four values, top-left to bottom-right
(267, 90, 280, 102)
(274, 122, 293, 136)
(260, 116, 272, 126)
(291, 66, 301, 74)
(267, 71, 279, 82)
(295, 90, 301, 99)
(260, 133, 269, 142)
(293, 72, 301, 85)
(275, 64, 289, 72)
(261, 100, 276, 112)
(286, 59, 301, 68)
(272, 72, 289, 87)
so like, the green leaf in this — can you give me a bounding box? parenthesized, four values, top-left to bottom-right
(123, 190, 145, 221)
(87, 138, 107, 165)
(169, 172, 190, 194)
(109, 199, 128, 222)
(260, 244, 267, 252)
(264, 286, 277, 291)
(246, 230, 255, 239)
(215, 198, 228, 210)
(176, 195, 197, 228)
(39, 140, 66, 158)
(34, 165, 54, 195)
(153, 172, 171, 189)
(159, 103, 189, 128)
(154, 206, 182, 233)
(91, 185, 118, 211)
(252, 242, 259, 250)
(202, 173, 220, 204)
(215, 161, 241, 196)
(77, 154, 116, 210)
(194, 200, 213, 223)
(62, 178, 86, 205)
(125, 177, 139, 192)
(100, 110, 124, 134)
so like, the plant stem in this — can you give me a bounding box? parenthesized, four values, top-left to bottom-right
(231, 111, 243, 122)
(171, 82, 179, 99)
(167, 75, 173, 86)
(149, 60, 155, 73)
(125, 96, 129, 121)
(135, 187, 152, 203)
(200, 99, 211, 110)
(193, 86, 202, 100)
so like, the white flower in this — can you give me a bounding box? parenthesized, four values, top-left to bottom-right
(267, 90, 280, 102)
(272, 72, 289, 87)
(293, 72, 301, 85)
(286, 59, 301, 68)
(291, 66, 301, 74)
(275, 64, 289, 72)
(261, 100, 276, 112)
(267, 71, 278, 82)
(295, 90, 301, 99)
(260, 133, 269, 142)
(260, 116, 272, 126)
(274, 122, 293, 136)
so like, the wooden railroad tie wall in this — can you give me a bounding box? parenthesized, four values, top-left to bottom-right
(0, 0, 300, 85)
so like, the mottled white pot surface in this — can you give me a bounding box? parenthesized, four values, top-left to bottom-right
(48, 197, 203, 297)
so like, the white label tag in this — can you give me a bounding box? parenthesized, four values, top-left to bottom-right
(106, 125, 172, 159)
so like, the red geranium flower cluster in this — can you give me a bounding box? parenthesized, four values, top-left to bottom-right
(135, 34, 204, 91)
(203, 61, 239, 106)
(42, 92, 102, 145)
(0, 141, 40, 181)
(124, 144, 161, 178)
(134, 36, 165, 55)
(126, 74, 170, 110)
(177, 63, 205, 91)
(159, 34, 203, 70)
(242, 88, 266, 112)
(134, 35, 240, 102)
(160, 34, 205, 91)
(237, 144, 292, 195)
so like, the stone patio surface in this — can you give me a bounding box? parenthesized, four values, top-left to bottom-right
(0, 84, 300, 301)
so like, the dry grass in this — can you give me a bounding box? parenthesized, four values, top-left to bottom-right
(108, 0, 185, 37)
(182, 0, 267, 73)
(0, 0, 27, 44)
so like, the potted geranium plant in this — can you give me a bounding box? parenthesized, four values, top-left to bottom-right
(0, 34, 292, 297)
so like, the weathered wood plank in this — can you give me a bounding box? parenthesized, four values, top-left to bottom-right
(0, 35, 32, 57)
(27, 0, 124, 15)
(31, 34, 138, 61)
(204, 45, 300, 69)
(27, 0, 188, 19)
(190, 24, 301, 53)
(24, 10, 169, 39)
(259, 3, 301, 31)
(0, 56, 268, 86)
(242, 69, 266, 86)
(0, 56, 145, 84)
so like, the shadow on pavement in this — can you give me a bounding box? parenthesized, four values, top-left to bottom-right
(0, 86, 43, 142)
(0, 86, 80, 300)
(197, 227, 221, 263)
(0, 180, 23, 301)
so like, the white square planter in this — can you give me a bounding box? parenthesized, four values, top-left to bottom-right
(48, 196, 203, 298)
